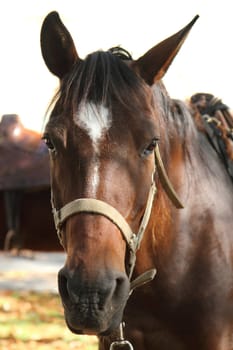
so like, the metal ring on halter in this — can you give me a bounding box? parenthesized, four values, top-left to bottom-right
(109, 322, 134, 350)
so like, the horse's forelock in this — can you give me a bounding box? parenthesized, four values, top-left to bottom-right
(53, 48, 145, 117)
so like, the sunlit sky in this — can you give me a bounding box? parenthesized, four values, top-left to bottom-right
(0, 0, 232, 131)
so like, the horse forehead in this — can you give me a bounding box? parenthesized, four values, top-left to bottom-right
(74, 102, 112, 144)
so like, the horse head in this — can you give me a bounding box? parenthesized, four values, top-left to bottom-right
(40, 12, 198, 336)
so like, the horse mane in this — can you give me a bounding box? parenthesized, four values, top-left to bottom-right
(171, 99, 198, 140)
(51, 47, 147, 118)
(152, 82, 198, 149)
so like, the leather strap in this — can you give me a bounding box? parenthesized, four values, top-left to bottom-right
(53, 180, 157, 256)
(53, 197, 137, 251)
(154, 144, 184, 209)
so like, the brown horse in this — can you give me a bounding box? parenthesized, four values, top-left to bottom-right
(40, 12, 233, 350)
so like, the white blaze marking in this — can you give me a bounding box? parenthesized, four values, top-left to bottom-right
(92, 161, 100, 194)
(75, 102, 112, 195)
(76, 103, 111, 144)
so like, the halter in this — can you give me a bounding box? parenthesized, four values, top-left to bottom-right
(52, 157, 157, 281)
(51, 144, 183, 283)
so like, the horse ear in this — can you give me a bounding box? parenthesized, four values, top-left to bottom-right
(133, 15, 199, 85)
(40, 11, 79, 79)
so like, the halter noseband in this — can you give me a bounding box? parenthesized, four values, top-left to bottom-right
(52, 168, 157, 280)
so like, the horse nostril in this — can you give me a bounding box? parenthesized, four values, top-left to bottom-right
(58, 268, 80, 305)
(115, 277, 125, 297)
(112, 275, 130, 305)
(58, 269, 70, 304)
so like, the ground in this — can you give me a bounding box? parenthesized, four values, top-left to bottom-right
(0, 252, 98, 350)
(0, 291, 98, 350)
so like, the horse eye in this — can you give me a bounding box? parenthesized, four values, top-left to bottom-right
(142, 138, 159, 156)
(42, 134, 55, 151)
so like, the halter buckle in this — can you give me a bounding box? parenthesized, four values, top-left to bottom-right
(110, 323, 134, 350)
(110, 340, 134, 349)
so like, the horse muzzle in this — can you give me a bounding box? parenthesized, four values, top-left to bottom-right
(58, 266, 130, 335)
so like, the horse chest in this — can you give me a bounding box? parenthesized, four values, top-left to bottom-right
(121, 284, 233, 350)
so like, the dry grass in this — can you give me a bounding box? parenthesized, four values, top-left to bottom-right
(0, 291, 98, 350)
